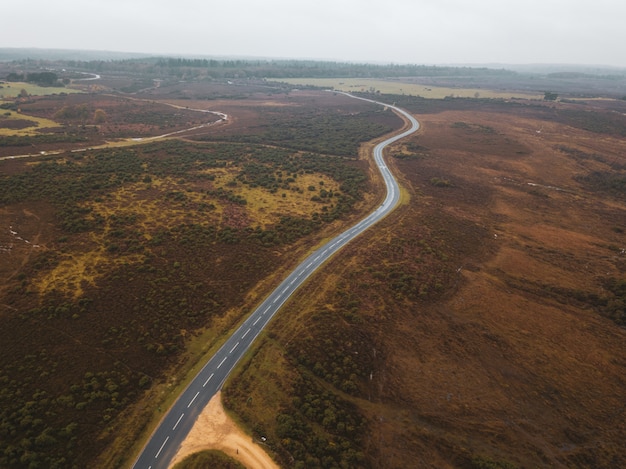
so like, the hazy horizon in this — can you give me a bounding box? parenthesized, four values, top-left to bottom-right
(1, 0, 625, 68)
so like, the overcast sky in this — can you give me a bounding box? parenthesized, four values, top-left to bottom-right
(2, 0, 625, 67)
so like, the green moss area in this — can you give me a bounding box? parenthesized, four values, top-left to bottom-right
(172, 450, 246, 469)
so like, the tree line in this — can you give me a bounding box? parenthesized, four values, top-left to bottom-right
(4, 71, 63, 86)
(5, 56, 518, 80)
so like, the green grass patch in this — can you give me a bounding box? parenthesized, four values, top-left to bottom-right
(0, 81, 81, 98)
(0, 110, 61, 136)
(277, 78, 542, 100)
(173, 450, 246, 469)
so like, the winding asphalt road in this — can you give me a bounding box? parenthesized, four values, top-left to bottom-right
(131, 93, 419, 469)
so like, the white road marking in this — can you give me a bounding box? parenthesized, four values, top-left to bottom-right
(203, 373, 214, 387)
(155, 436, 169, 459)
(253, 316, 261, 326)
(242, 328, 251, 339)
(230, 342, 239, 354)
(188, 391, 200, 408)
(173, 413, 184, 430)
(136, 93, 417, 467)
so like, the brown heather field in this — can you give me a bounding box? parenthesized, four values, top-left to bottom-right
(1, 77, 626, 468)
(222, 95, 626, 468)
(0, 85, 400, 468)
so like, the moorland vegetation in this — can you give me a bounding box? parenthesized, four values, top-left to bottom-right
(0, 69, 400, 467)
(1, 55, 626, 468)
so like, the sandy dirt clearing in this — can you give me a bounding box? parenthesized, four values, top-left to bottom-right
(169, 392, 279, 469)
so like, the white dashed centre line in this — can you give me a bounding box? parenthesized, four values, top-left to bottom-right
(217, 357, 227, 369)
(203, 373, 214, 387)
(188, 391, 200, 408)
(155, 436, 169, 459)
(173, 413, 184, 430)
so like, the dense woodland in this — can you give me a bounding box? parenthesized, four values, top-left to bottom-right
(3, 55, 518, 80)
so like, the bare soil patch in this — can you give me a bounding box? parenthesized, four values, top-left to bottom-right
(171, 392, 278, 469)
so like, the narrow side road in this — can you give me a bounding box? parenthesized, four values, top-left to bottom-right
(131, 93, 419, 469)
(0, 101, 228, 161)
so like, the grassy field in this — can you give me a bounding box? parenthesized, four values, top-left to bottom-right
(0, 110, 61, 136)
(278, 77, 543, 100)
(0, 81, 81, 98)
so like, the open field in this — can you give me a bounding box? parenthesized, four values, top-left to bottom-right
(278, 77, 543, 100)
(0, 93, 225, 156)
(223, 93, 626, 468)
(0, 109, 61, 136)
(0, 81, 81, 98)
(0, 85, 399, 468)
(1, 63, 626, 469)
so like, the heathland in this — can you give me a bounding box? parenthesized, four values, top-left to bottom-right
(1, 56, 626, 468)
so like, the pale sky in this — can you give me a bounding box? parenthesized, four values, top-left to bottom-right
(2, 0, 625, 67)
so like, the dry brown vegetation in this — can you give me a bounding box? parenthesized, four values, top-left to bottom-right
(0, 85, 400, 468)
(0, 92, 223, 156)
(2, 71, 626, 469)
(223, 95, 626, 468)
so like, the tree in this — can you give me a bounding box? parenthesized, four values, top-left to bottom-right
(544, 91, 558, 101)
(26, 72, 59, 86)
(93, 109, 107, 124)
(6, 72, 24, 82)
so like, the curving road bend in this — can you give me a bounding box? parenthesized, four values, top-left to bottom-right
(131, 93, 419, 469)
(0, 102, 227, 162)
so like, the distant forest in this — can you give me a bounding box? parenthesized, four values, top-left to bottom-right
(3, 55, 517, 80)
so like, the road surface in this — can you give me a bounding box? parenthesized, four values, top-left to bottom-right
(0, 102, 227, 162)
(131, 93, 419, 469)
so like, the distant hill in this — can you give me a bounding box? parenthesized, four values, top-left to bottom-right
(0, 48, 153, 62)
(490, 63, 626, 75)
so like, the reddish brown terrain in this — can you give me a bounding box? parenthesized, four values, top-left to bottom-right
(1, 68, 626, 469)
(0, 81, 400, 468)
(223, 96, 626, 468)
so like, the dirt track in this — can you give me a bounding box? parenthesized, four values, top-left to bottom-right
(169, 392, 278, 469)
